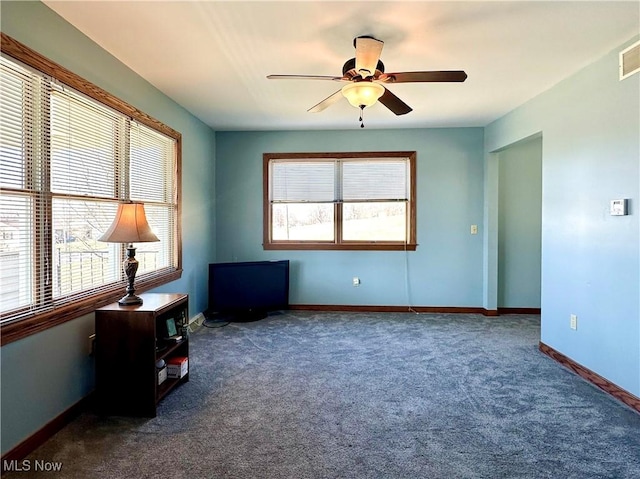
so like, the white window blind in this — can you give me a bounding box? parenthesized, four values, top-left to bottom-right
(129, 121, 176, 275)
(270, 158, 410, 203)
(0, 56, 46, 314)
(342, 159, 409, 201)
(50, 86, 122, 198)
(271, 160, 335, 203)
(49, 86, 123, 300)
(0, 53, 178, 322)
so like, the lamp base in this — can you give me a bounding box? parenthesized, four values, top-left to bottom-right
(119, 244, 142, 306)
(118, 293, 143, 306)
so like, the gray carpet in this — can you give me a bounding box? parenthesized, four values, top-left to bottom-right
(7, 311, 640, 478)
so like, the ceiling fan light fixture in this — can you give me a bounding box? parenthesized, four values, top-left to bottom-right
(341, 82, 385, 108)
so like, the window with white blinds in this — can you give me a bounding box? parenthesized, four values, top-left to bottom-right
(0, 41, 181, 338)
(264, 152, 416, 250)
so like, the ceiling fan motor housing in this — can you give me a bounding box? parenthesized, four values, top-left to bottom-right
(342, 58, 385, 78)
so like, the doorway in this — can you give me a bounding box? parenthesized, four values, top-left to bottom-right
(497, 136, 542, 310)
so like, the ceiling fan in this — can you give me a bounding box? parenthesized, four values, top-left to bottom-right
(267, 36, 467, 127)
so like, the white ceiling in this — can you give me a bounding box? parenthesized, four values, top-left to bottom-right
(43, 1, 639, 131)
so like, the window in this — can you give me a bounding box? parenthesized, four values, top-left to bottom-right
(263, 152, 416, 250)
(0, 34, 182, 344)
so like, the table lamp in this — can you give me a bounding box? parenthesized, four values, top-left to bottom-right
(99, 201, 159, 305)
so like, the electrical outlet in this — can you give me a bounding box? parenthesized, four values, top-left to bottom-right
(352, 277, 360, 287)
(570, 314, 578, 330)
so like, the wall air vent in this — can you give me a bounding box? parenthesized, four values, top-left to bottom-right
(619, 40, 640, 80)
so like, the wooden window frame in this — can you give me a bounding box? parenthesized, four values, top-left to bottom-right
(0, 33, 182, 345)
(263, 151, 417, 251)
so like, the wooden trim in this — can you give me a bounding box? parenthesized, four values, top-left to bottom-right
(1, 270, 182, 346)
(264, 151, 417, 160)
(0, 33, 180, 141)
(498, 307, 541, 314)
(264, 242, 418, 251)
(484, 307, 542, 316)
(175, 135, 183, 273)
(289, 304, 487, 314)
(262, 151, 417, 251)
(1, 393, 93, 469)
(408, 151, 417, 246)
(539, 342, 640, 414)
(263, 157, 271, 247)
(289, 305, 534, 315)
(334, 201, 341, 244)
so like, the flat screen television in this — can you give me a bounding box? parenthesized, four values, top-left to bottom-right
(208, 260, 289, 322)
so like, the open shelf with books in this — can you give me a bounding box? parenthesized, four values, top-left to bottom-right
(95, 293, 189, 417)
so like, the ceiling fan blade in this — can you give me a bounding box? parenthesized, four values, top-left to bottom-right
(378, 71, 468, 83)
(308, 90, 343, 113)
(267, 74, 346, 81)
(354, 36, 384, 78)
(378, 88, 412, 116)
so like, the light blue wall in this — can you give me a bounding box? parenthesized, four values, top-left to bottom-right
(215, 128, 485, 307)
(485, 37, 640, 396)
(0, 1, 216, 455)
(497, 136, 542, 308)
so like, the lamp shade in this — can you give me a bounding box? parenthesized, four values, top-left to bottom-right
(341, 82, 385, 108)
(98, 202, 159, 243)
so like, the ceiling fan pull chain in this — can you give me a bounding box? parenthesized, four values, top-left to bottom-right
(359, 105, 365, 128)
